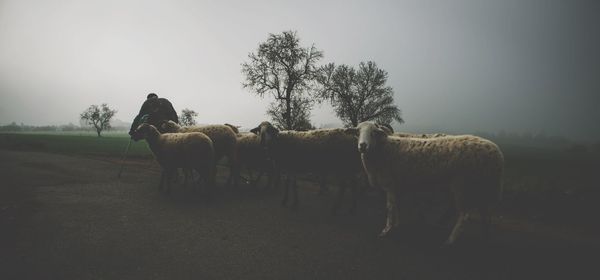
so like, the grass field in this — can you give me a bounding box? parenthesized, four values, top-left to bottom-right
(1, 132, 598, 232)
(0, 132, 152, 158)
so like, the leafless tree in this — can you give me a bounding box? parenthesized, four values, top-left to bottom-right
(317, 61, 403, 127)
(266, 95, 315, 131)
(242, 30, 322, 130)
(80, 103, 117, 137)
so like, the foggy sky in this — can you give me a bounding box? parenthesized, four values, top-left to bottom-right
(1, 0, 599, 140)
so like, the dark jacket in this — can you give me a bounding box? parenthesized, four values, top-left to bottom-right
(129, 98, 179, 135)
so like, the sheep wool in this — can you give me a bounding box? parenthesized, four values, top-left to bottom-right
(132, 123, 216, 194)
(160, 120, 240, 186)
(355, 121, 503, 244)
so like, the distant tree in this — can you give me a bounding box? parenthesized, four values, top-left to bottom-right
(266, 95, 315, 131)
(80, 103, 117, 137)
(180, 108, 198, 126)
(317, 61, 403, 127)
(0, 122, 21, 132)
(60, 123, 79, 132)
(242, 30, 323, 130)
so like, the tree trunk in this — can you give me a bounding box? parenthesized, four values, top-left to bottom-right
(96, 128, 101, 137)
(285, 91, 292, 130)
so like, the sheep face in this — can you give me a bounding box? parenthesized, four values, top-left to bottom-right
(351, 122, 387, 154)
(250, 121, 279, 149)
(131, 123, 158, 142)
(159, 120, 181, 133)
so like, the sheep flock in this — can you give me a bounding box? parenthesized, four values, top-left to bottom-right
(130, 119, 504, 245)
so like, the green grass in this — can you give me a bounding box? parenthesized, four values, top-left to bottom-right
(0, 132, 152, 158)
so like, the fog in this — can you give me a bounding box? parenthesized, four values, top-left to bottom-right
(0, 0, 598, 140)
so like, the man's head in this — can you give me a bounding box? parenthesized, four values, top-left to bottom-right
(147, 93, 158, 99)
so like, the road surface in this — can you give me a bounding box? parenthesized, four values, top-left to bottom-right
(0, 150, 597, 279)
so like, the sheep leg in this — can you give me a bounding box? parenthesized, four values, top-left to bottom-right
(182, 168, 188, 187)
(445, 211, 467, 245)
(291, 174, 299, 210)
(159, 171, 166, 193)
(331, 177, 345, 215)
(479, 207, 491, 241)
(252, 170, 264, 187)
(229, 151, 241, 187)
(164, 169, 174, 195)
(318, 174, 329, 196)
(437, 205, 457, 226)
(270, 163, 281, 189)
(225, 162, 238, 187)
(281, 174, 291, 207)
(207, 163, 217, 195)
(379, 190, 399, 237)
(183, 168, 194, 189)
(348, 178, 358, 215)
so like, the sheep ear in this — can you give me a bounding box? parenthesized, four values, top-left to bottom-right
(268, 126, 279, 135)
(250, 126, 260, 135)
(344, 127, 358, 136)
(374, 128, 387, 138)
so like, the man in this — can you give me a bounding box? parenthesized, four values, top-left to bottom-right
(129, 93, 179, 137)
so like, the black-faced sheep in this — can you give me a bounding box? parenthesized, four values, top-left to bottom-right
(159, 121, 240, 186)
(348, 121, 503, 245)
(251, 121, 362, 212)
(235, 132, 277, 188)
(131, 123, 216, 194)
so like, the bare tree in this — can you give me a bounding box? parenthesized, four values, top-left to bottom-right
(266, 95, 315, 131)
(80, 103, 117, 137)
(242, 30, 322, 130)
(317, 61, 403, 127)
(180, 108, 198, 126)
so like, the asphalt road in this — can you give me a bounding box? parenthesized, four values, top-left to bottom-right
(0, 150, 598, 280)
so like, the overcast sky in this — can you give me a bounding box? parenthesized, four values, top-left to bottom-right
(0, 0, 598, 140)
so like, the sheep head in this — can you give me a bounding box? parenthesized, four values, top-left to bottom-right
(131, 123, 160, 142)
(250, 121, 279, 149)
(346, 122, 387, 154)
(159, 120, 181, 133)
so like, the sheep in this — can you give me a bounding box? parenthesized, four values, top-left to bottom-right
(394, 132, 447, 138)
(251, 121, 363, 213)
(347, 121, 503, 245)
(131, 123, 216, 194)
(224, 123, 240, 134)
(318, 124, 446, 196)
(375, 123, 447, 138)
(159, 121, 240, 186)
(235, 132, 277, 188)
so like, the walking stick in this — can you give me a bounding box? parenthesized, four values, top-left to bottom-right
(117, 138, 132, 178)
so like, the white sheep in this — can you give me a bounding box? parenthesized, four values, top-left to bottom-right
(319, 127, 448, 196)
(394, 132, 447, 138)
(251, 121, 362, 213)
(224, 123, 240, 134)
(159, 121, 240, 186)
(131, 123, 216, 194)
(348, 121, 503, 244)
(376, 123, 447, 138)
